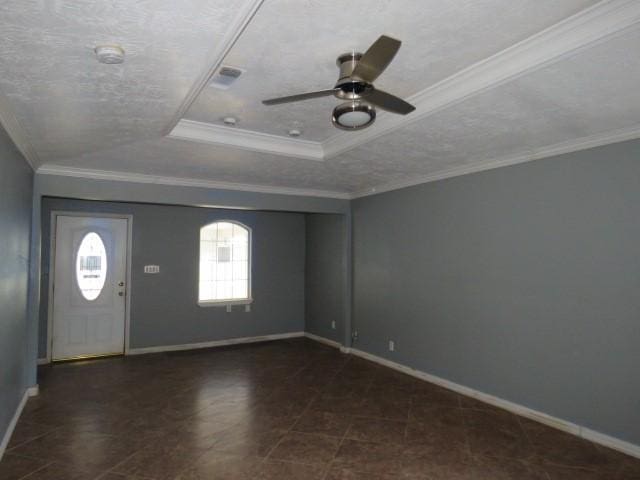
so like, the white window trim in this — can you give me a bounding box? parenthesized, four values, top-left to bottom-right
(198, 298, 254, 308)
(197, 220, 252, 308)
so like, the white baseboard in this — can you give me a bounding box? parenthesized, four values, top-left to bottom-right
(304, 332, 351, 353)
(0, 385, 39, 461)
(349, 348, 640, 459)
(127, 331, 305, 355)
(304, 332, 341, 348)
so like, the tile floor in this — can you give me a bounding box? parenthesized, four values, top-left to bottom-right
(1, 338, 639, 479)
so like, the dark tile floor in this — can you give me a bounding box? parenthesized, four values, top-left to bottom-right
(2, 338, 639, 479)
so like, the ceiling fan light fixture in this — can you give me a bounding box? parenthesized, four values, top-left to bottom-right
(332, 102, 376, 130)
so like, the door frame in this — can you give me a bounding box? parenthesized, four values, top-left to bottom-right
(46, 211, 134, 363)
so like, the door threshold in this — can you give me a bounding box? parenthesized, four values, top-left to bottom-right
(52, 352, 124, 363)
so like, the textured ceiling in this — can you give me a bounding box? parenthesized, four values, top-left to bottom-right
(185, 0, 597, 141)
(0, 0, 244, 161)
(1, 0, 639, 198)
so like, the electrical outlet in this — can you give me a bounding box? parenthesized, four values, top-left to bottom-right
(226, 305, 232, 313)
(331, 320, 336, 330)
(352, 330, 359, 341)
(389, 340, 395, 352)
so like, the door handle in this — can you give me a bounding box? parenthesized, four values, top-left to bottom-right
(118, 291, 125, 297)
(118, 282, 124, 287)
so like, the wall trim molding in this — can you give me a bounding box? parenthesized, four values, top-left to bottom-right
(127, 331, 304, 355)
(0, 386, 39, 461)
(350, 123, 640, 198)
(304, 332, 341, 350)
(169, 119, 324, 161)
(34, 122, 640, 202)
(348, 348, 640, 460)
(303, 332, 351, 354)
(162, 0, 266, 135)
(35, 165, 351, 200)
(322, 0, 640, 160)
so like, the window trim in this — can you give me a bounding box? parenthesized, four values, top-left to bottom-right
(197, 220, 253, 308)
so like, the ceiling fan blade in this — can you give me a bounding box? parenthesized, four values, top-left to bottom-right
(365, 88, 415, 115)
(262, 88, 338, 105)
(351, 35, 401, 83)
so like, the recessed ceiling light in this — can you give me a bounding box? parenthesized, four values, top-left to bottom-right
(332, 102, 376, 130)
(222, 116, 237, 126)
(94, 45, 125, 64)
(288, 129, 302, 138)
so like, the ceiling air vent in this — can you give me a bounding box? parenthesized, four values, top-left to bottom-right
(209, 66, 244, 90)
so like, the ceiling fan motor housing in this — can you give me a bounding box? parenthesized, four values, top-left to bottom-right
(261, 35, 415, 127)
(335, 52, 371, 100)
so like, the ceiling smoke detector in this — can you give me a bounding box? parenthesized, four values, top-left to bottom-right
(222, 116, 237, 126)
(94, 45, 125, 64)
(288, 128, 302, 137)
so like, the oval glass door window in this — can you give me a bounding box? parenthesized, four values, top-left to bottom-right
(76, 232, 108, 301)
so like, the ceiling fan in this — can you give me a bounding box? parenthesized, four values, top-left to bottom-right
(262, 35, 415, 131)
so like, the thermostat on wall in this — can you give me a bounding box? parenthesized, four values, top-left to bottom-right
(144, 265, 160, 274)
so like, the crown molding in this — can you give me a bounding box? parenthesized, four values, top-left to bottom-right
(162, 0, 266, 135)
(35, 164, 351, 200)
(33, 123, 640, 202)
(169, 119, 324, 160)
(169, 1, 640, 164)
(0, 90, 39, 169)
(322, 0, 640, 159)
(351, 123, 640, 199)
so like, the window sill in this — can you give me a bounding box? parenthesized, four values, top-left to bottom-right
(198, 298, 253, 308)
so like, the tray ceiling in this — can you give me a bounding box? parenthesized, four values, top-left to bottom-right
(183, 0, 597, 141)
(1, 0, 640, 198)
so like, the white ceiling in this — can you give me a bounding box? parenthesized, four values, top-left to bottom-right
(0, 0, 243, 161)
(1, 0, 640, 198)
(184, 0, 597, 141)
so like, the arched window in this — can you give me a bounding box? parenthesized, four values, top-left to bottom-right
(199, 221, 251, 305)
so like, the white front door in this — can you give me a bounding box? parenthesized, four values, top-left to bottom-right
(51, 215, 128, 361)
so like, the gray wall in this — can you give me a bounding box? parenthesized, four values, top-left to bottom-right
(0, 125, 33, 444)
(353, 139, 640, 445)
(25, 173, 349, 386)
(305, 214, 346, 343)
(39, 198, 305, 355)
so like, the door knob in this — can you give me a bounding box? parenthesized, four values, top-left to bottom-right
(118, 281, 124, 286)
(118, 291, 124, 297)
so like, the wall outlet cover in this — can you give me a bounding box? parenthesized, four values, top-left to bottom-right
(331, 320, 336, 329)
(389, 340, 395, 352)
(144, 265, 160, 274)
